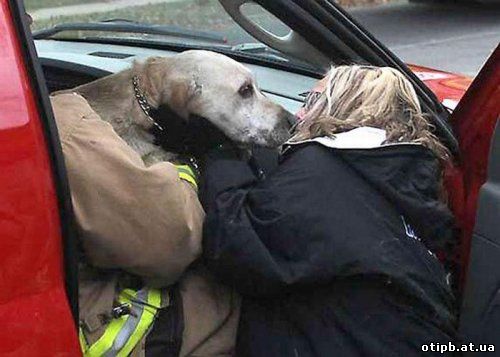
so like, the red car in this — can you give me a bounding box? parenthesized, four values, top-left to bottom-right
(0, 0, 498, 354)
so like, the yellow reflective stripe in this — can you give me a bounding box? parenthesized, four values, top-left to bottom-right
(117, 289, 162, 357)
(178, 172, 198, 190)
(80, 289, 162, 357)
(83, 290, 137, 357)
(86, 315, 128, 356)
(175, 164, 198, 190)
(175, 164, 195, 176)
(119, 289, 136, 303)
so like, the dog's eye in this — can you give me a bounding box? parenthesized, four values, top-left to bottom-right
(238, 83, 254, 98)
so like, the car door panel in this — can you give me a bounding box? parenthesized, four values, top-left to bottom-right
(0, 0, 80, 354)
(444, 45, 500, 284)
(455, 45, 500, 345)
(460, 121, 500, 346)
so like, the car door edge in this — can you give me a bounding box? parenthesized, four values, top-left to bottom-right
(9, 0, 79, 325)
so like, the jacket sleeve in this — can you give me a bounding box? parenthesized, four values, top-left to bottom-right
(201, 154, 312, 297)
(51, 93, 204, 288)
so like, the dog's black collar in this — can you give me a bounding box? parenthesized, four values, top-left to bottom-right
(132, 75, 165, 131)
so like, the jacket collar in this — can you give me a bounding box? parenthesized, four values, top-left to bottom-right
(286, 126, 422, 151)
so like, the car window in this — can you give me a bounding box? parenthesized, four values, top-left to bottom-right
(24, 0, 313, 71)
(338, 0, 500, 77)
(26, 0, 249, 39)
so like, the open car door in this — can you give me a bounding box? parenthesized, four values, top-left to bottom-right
(0, 0, 80, 353)
(455, 45, 500, 346)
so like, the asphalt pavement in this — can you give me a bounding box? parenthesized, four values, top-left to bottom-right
(348, 1, 500, 76)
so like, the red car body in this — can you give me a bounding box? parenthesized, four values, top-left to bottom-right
(0, 1, 80, 355)
(0, 0, 498, 354)
(409, 64, 473, 103)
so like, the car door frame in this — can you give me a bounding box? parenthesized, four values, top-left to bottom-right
(9, 0, 80, 323)
(452, 45, 500, 344)
(460, 119, 500, 346)
(446, 45, 500, 282)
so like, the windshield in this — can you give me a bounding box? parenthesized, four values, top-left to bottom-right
(25, 0, 308, 68)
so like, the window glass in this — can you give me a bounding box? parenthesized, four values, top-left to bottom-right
(340, 0, 500, 77)
(25, 0, 314, 70)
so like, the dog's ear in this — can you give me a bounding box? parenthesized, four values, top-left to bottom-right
(141, 56, 171, 102)
(142, 56, 202, 118)
(165, 77, 203, 119)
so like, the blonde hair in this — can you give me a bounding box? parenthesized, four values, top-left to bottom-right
(292, 65, 450, 163)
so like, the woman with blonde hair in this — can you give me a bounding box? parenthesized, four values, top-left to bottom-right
(199, 65, 458, 356)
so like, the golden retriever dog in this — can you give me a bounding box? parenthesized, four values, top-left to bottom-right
(63, 50, 295, 165)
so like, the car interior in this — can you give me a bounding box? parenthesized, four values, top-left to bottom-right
(31, 0, 464, 287)
(30, 0, 459, 152)
(26, 0, 337, 326)
(17, 0, 499, 346)
(36, 40, 319, 116)
(33, 0, 334, 114)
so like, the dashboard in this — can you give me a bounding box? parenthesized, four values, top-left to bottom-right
(35, 40, 319, 114)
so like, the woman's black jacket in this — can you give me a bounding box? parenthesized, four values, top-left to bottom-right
(201, 139, 457, 357)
